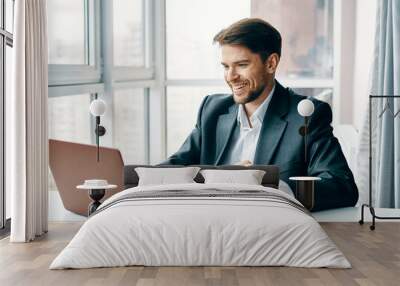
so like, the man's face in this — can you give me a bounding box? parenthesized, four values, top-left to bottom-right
(221, 44, 271, 104)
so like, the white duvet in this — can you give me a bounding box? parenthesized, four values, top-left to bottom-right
(50, 183, 350, 269)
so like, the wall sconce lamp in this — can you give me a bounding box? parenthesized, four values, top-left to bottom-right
(89, 99, 106, 162)
(297, 99, 315, 162)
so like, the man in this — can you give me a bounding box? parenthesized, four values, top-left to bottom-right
(163, 18, 358, 211)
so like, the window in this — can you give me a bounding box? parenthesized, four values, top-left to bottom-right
(111, 89, 148, 164)
(4, 44, 11, 221)
(1, 0, 14, 230)
(166, 86, 230, 156)
(292, 88, 333, 106)
(5, 0, 13, 33)
(112, 0, 154, 82)
(166, 0, 250, 79)
(48, 0, 151, 168)
(48, 0, 100, 85)
(48, 94, 92, 144)
(113, 0, 145, 67)
(48, 0, 87, 65)
(47, 93, 93, 194)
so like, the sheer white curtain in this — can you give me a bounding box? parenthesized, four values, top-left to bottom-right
(8, 0, 48, 242)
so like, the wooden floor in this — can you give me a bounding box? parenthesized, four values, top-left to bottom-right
(0, 222, 399, 286)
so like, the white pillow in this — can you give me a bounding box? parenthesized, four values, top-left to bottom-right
(135, 167, 201, 186)
(200, 169, 266, 185)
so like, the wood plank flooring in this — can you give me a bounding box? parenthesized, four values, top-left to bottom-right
(0, 222, 399, 286)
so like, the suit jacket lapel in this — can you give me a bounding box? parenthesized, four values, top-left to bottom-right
(254, 82, 289, 164)
(215, 104, 238, 164)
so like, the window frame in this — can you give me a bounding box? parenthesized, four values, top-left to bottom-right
(48, 0, 102, 86)
(1, 0, 13, 230)
(112, 0, 155, 83)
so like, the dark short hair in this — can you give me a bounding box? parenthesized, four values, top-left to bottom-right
(213, 18, 282, 61)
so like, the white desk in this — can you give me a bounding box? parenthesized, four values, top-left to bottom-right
(312, 206, 400, 222)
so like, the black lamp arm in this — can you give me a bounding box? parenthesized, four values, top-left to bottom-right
(94, 116, 106, 162)
(298, 116, 310, 163)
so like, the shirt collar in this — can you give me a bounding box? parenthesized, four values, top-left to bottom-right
(237, 83, 276, 129)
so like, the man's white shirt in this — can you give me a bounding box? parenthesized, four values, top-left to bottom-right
(225, 84, 276, 164)
(223, 85, 293, 195)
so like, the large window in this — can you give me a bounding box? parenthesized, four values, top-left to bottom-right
(111, 89, 148, 164)
(112, 0, 153, 82)
(48, 94, 92, 144)
(48, 0, 150, 174)
(167, 86, 230, 156)
(166, 0, 250, 80)
(48, 94, 92, 194)
(113, 0, 145, 67)
(48, 0, 99, 85)
(1, 0, 14, 230)
(48, 1, 87, 65)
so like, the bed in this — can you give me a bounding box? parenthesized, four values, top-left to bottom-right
(50, 165, 350, 269)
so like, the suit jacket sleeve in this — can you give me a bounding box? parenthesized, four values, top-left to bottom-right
(160, 96, 209, 165)
(307, 101, 359, 211)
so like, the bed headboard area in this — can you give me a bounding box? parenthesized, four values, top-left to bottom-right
(123, 165, 280, 190)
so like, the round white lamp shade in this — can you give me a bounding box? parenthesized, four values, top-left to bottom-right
(297, 99, 315, 117)
(89, 99, 106, 116)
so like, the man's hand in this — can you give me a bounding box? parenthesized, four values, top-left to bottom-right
(235, 160, 252, 167)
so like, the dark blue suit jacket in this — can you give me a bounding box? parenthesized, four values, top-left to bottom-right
(163, 81, 359, 211)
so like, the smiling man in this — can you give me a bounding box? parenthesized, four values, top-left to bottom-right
(163, 18, 358, 211)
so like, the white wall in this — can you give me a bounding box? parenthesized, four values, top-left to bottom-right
(335, 0, 356, 125)
(352, 0, 377, 131)
(335, 0, 376, 129)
